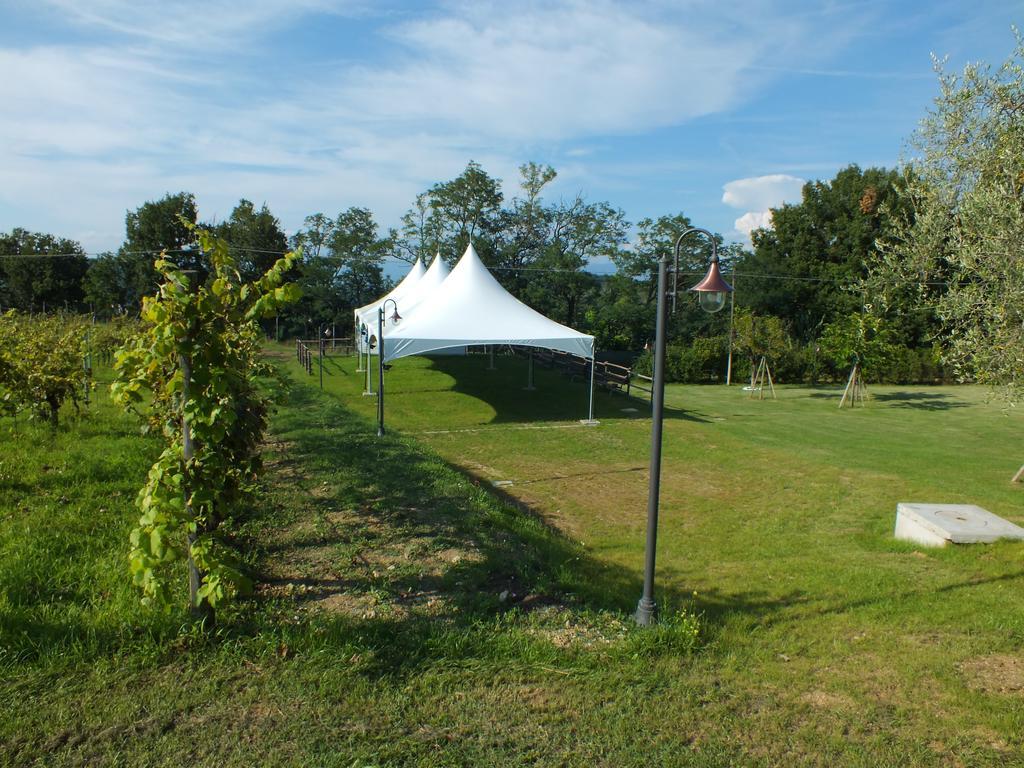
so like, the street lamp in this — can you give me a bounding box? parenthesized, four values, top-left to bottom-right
(635, 227, 733, 626)
(360, 323, 375, 396)
(377, 298, 401, 437)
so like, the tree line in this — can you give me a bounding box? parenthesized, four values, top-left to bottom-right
(0, 160, 937, 382)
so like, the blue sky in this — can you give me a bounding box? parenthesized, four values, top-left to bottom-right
(0, 0, 1020, 269)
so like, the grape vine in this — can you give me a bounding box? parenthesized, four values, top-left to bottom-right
(112, 224, 301, 616)
(0, 311, 89, 426)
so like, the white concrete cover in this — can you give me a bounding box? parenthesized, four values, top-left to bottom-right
(382, 243, 594, 362)
(895, 503, 1024, 547)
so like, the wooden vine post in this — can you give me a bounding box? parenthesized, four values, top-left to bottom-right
(178, 347, 212, 622)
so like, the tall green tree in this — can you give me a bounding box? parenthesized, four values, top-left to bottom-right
(493, 162, 558, 293)
(429, 160, 503, 260)
(328, 207, 388, 309)
(215, 199, 288, 282)
(873, 34, 1024, 395)
(288, 208, 389, 336)
(393, 192, 445, 264)
(99, 192, 200, 312)
(83, 253, 129, 317)
(0, 229, 88, 312)
(524, 196, 627, 327)
(739, 165, 909, 343)
(394, 161, 504, 265)
(611, 213, 734, 345)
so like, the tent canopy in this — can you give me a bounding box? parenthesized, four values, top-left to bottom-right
(389, 252, 449, 322)
(383, 243, 594, 362)
(354, 256, 425, 331)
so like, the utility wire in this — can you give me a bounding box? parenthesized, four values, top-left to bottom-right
(0, 247, 957, 288)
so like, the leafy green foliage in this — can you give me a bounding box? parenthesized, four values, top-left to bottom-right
(213, 198, 289, 282)
(732, 309, 790, 367)
(739, 165, 912, 343)
(874, 33, 1024, 397)
(0, 229, 88, 312)
(289, 207, 390, 334)
(818, 310, 896, 379)
(88, 316, 142, 363)
(83, 192, 200, 314)
(394, 161, 504, 265)
(632, 335, 730, 383)
(111, 225, 301, 610)
(0, 311, 88, 425)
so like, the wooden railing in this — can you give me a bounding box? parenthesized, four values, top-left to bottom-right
(508, 346, 651, 400)
(295, 339, 314, 374)
(296, 337, 354, 356)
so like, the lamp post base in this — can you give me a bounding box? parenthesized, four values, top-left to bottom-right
(634, 597, 658, 626)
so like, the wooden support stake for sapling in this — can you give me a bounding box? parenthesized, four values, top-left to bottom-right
(839, 364, 865, 408)
(763, 356, 777, 399)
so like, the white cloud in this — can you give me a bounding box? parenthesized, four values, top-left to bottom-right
(331, 0, 794, 142)
(722, 174, 805, 243)
(39, 0, 362, 48)
(721, 174, 805, 211)
(0, 1, 849, 252)
(733, 210, 773, 239)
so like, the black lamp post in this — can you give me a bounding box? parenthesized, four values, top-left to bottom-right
(360, 323, 375, 396)
(377, 298, 401, 437)
(635, 227, 733, 626)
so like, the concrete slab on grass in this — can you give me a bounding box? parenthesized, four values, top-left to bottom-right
(895, 503, 1024, 547)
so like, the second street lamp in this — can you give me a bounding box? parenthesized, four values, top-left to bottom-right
(635, 227, 733, 627)
(377, 299, 401, 437)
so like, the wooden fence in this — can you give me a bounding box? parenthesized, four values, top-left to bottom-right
(295, 339, 314, 375)
(509, 346, 651, 400)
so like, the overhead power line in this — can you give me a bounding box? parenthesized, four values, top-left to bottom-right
(0, 246, 956, 288)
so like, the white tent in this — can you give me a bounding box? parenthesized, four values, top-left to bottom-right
(388, 252, 450, 323)
(380, 243, 597, 422)
(354, 256, 426, 337)
(383, 243, 593, 361)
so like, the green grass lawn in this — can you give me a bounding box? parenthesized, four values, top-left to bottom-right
(2, 347, 1023, 766)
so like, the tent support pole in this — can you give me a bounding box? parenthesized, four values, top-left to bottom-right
(355, 318, 364, 372)
(581, 352, 598, 425)
(524, 351, 536, 391)
(363, 346, 374, 396)
(589, 356, 595, 421)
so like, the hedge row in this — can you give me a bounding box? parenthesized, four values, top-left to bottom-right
(631, 336, 951, 385)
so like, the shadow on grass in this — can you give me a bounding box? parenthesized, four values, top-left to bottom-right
(244, 370, 729, 678)
(418, 354, 706, 424)
(804, 387, 969, 411)
(872, 391, 969, 410)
